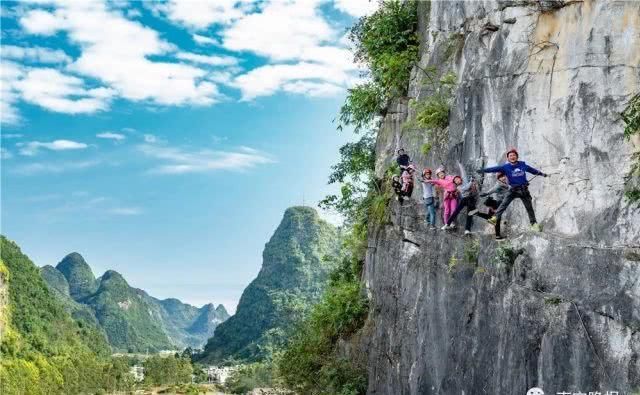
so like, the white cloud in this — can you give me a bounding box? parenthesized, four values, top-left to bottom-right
(333, 0, 378, 17)
(13, 159, 100, 175)
(1, 134, 23, 139)
(139, 144, 275, 174)
(18, 139, 88, 156)
(1, 148, 13, 160)
(14, 68, 115, 114)
(299, 46, 357, 71)
(207, 71, 236, 84)
(144, 134, 159, 143)
(222, 0, 334, 61)
(217, 0, 362, 99)
(1, 61, 25, 125)
(193, 34, 220, 46)
(154, 0, 255, 29)
(233, 62, 350, 100)
(282, 80, 343, 97)
(109, 207, 142, 215)
(176, 52, 238, 66)
(19, 1, 222, 108)
(1, 45, 71, 64)
(27, 193, 63, 202)
(8, 0, 363, 114)
(96, 132, 126, 141)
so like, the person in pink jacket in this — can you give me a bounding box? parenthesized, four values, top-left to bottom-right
(424, 167, 458, 229)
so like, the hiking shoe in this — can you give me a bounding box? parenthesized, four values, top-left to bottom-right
(449, 224, 456, 230)
(487, 216, 498, 225)
(429, 225, 437, 230)
(464, 230, 472, 235)
(495, 235, 506, 241)
(441, 224, 449, 230)
(468, 209, 479, 216)
(530, 223, 542, 232)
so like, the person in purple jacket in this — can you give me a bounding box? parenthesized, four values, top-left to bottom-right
(476, 148, 548, 239)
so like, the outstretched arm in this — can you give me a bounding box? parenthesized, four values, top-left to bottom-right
(424, 179, 446, 187)
(524, 163, 544, 176)
(457, 162, 468, 182)
(479, 164, 504, 173)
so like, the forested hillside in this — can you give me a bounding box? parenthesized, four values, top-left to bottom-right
(199, 206, 339, 363)
(42, 253, 230, 352)
(0, 236, 118, 394)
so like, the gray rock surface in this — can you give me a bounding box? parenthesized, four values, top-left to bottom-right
(363, 1, 640, 393)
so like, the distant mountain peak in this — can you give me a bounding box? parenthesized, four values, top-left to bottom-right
(215, 304, 229, 318)
(102, 269, 123, 279)
(56, 252, 98, 300)
(98, 270, 129, 289)
(40, 265, 70, 297)
(43, 251, 230, 352)
(200, 206, 339, 363)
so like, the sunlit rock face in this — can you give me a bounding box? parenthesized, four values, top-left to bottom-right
(364, 1, 640, 394)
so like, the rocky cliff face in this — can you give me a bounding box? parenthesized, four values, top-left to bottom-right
(363, 1, 640, 394)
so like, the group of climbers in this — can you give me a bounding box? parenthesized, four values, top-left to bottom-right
(393, 148, 548, 240)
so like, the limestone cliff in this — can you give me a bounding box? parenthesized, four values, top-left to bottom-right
(363, 1, 640, 394)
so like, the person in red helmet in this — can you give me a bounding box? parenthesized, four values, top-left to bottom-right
(476, 148, 548, 238)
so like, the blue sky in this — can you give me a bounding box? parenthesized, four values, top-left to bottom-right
(0, 0, 377, 312)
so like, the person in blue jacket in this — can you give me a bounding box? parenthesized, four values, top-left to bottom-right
(476, 148, 547, 239)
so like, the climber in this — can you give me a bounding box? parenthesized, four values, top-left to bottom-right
(423, 167, 458, 229)
(469, 172, 510, 240)
(476, 148, 548, 235)
(421, 168, 437, 229)
(396, 149, 411, 174)
(400, 164, 416, 200)
(442, 162, 479, 235)
(392, 175, 403, 202)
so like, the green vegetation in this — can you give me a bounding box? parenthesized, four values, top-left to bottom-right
(544, 297, 563, 306)
(42, 261, 230, 352)
(443, 32, 465, 61)
(278, 4, 422, 393)
(448, 240, 480, 274)
(86, 270, 175, 352)
(491, 243, 519, 273)
(320, 135, 377, 225)
(157, 383, 209, 394)
(463, 239, 480, 264)
(337, 83, 385, 133)
(224, 362, 277, 394)
(411, 69, 457, 162)
(277, 227, 369, 395)
(143, 355, 193, 386)
(338, 0, 419, 132)
(0, 235, 132, 395)
(622, 93, 640, 203)
(199, 207, 339, 364)
(56, 252, 99, 300)
(102, 357, 136, 393)
(447, 256, 459, 273)
(421, 142, 433, 156)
